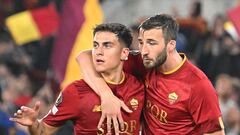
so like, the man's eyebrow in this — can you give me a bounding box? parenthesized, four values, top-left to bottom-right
(103, 41, 114, 44)
(146, 38, 157, 42)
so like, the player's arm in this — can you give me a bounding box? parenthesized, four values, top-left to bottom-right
(76, 50, 113, 96)
(189, 78, 225, 134)
(10, 101, 59, 135)
(203, 130, 225, 135)
(28, 119, 59, 135)
(76, 50, 132, 133)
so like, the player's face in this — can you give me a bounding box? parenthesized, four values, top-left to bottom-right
(138, 28, 167, 69)
(92, 31, 128, 73)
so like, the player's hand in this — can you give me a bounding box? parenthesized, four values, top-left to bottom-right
(9, 101, 41, 126)
(98, 92, 132, 135)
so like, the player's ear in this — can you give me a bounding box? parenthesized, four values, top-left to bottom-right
(121, 48, 129, 61)
(167, 40, 176, 52)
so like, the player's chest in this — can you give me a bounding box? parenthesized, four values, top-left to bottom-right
(77, 92, 143, 134)
(78, 91, 143, 120)
(145, 78, 192, 123)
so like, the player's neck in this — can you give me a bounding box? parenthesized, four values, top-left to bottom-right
(102, 66, 125, 84)
(160, 51, 184, 73)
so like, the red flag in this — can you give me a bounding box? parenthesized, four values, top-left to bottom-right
(51, 0, 103, 87)
(6, 3, 59, 45)
(31, 3, 59, 37)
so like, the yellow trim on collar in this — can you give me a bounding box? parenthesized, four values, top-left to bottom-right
(105, 72, 125, 85)
(162, 53, 187, 75)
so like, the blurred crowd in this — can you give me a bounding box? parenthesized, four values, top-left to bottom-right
(0, 0, 239, 135)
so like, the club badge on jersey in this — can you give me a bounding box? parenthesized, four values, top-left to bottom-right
(168, 92, 178, 104)
(130, 98, 139, 110)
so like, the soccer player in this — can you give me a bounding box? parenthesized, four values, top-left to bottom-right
(77, 14, 225, 134)
(10, 23, 144, 135)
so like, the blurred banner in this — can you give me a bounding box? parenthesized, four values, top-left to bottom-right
(5, 3, 59, 45)
(51, 0, 103, 88)
(227, 5, 240, 40)
(224, 21, 239, 41)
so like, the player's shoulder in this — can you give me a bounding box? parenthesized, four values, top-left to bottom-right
(124, 72, 142, 83)
(185, 61, 215, 93)
(185, 60, 208, 82)
(124, 72, 145, 90)
(62, 79, 92, 94)
(73, 79, 90, 87)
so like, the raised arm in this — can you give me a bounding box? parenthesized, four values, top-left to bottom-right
(76, 50, 132, 134)
(10, 101, 59, 135)
(76, 50, 113, 96)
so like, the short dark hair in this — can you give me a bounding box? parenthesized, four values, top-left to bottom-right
(191, 1, 202, 17)
(93, 23, 132, 48)
(139, 14, 179, 45)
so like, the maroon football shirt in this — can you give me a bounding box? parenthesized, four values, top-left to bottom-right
(43, 73, 144, 135)
(124, 53, 224, 134)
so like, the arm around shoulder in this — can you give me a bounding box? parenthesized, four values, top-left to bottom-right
(76, 49, 113, 96)
(76, 49, 132, 133)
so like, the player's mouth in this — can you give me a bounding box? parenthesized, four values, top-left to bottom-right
(143, 57, 152, 62)
(96, 59, 105, 64)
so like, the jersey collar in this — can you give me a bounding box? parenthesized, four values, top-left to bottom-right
(105, 71, 125, 85)
(161, 53, 187, 75)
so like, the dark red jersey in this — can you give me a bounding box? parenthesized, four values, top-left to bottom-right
(142, 54, 223, 134)
(43, 73, 144, 135)
(123, 54, 146, 82)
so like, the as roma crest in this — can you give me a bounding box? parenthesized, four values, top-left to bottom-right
(168, 92, 178, 104)
(130, 98, 139, 110)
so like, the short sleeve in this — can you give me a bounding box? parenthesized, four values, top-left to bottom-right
(188, 78, 224, 133)
(43, 83, 79, 127)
